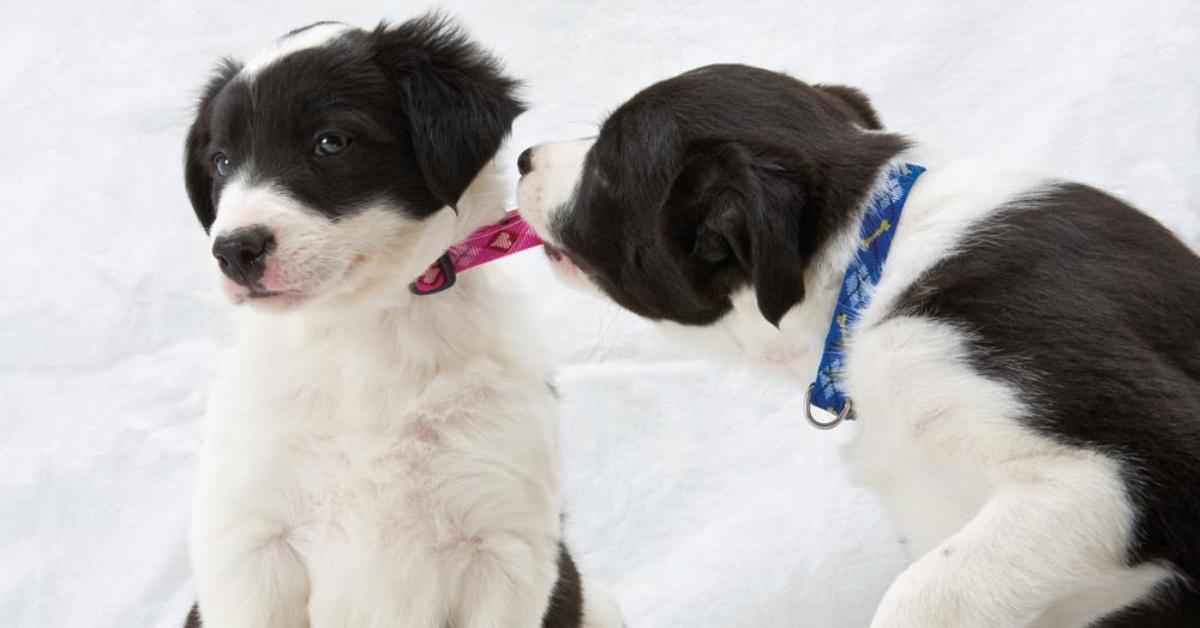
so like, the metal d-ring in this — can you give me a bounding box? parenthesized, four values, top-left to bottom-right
(804, 384, 854, 430)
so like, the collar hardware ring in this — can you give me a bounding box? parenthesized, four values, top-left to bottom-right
(804, 384, 854, 430)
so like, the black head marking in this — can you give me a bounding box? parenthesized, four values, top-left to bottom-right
(182, 13, 523, 230)
(814, 83, 884, 130)
(184, 58, 242, 232)
(554, 64, 907, 326)
(664, 141, 812, 327)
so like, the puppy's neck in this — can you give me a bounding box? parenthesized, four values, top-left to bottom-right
(328, 162, 510, 311)
(660, 155, 914, 383)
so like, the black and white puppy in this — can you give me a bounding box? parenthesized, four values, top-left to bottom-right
(182, 16, 620, 628)
(517, 64, 1200, 627)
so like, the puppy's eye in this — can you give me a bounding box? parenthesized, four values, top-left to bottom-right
(213, 153, 233, 177)
(315, 133, 350, 156)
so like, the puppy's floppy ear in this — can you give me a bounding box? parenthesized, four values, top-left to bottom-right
(184, 59, 240, 232)
(815, 84, 883, 130)
(373, 14, 525, 209)
(667, 143, 809, 327)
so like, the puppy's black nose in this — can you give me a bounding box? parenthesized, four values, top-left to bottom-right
(517, 147, 533, 176)
(212, 226, 274, 287)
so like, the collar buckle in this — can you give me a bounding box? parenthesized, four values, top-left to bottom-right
(409, 254, 457, 295)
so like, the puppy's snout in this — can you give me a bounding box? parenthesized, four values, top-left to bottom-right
(517, 147, 534, 176)
(212, 226, 275, 287)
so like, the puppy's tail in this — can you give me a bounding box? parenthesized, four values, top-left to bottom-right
(581, 579, 624, 628)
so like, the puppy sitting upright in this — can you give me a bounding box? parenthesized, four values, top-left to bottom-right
(182, 16, 619, 628)
(517, 64, 1200, 627)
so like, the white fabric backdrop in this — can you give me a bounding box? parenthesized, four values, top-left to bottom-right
(1, 1, 1197, 626)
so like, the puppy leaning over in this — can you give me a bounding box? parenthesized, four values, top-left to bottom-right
(180, 15, 620, 628)
(517, 64, 1200, 627)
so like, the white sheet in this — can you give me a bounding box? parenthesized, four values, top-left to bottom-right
(1, 1, 1197, 626)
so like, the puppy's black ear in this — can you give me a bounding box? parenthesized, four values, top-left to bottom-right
(184, 59, 240, 232)
(373, 14, 525, 209)
(815, 84, 883, 130)
(667, 143, 808, 327)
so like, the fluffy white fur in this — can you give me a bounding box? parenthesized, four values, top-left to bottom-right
(193, 159, 619, 627)
(519, 148, 1173, 627)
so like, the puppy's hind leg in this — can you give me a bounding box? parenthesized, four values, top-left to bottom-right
(869, 454, 1150, 628)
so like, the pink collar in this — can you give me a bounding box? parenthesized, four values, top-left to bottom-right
(409, 211, 544, 295)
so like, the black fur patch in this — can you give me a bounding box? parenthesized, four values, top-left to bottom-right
(183, 58, 241, 230)
(548, 64, 907, 325)
(1095, 578, 1200, 627)
(182, 603, 201, 627)
(542, 542, 585, 627)
(183, 13, 523, 232)
(889, 183, 1200, 620)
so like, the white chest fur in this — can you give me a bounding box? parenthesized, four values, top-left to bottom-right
(191, 274, 564, 627)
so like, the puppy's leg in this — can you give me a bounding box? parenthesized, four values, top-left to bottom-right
(869, 456, 1148, 628)
(192, 514, 310, 628)
(457, 535, 559, 628)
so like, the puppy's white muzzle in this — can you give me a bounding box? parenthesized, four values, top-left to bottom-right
(208, 178, 357, 309)
(515, 138, 594, 241)
(516, 138, 595, 291)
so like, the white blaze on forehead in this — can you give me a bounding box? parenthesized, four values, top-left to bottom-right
(240, 22, 353, 80)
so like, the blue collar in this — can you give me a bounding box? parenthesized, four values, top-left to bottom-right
(805, 163, 925, 429)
